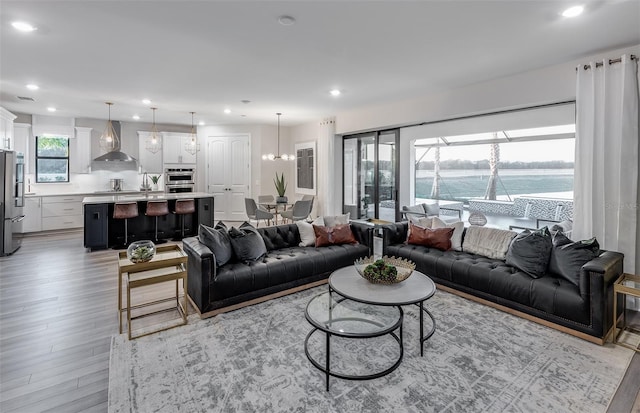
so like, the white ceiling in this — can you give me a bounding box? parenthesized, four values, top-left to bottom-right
(1, 0, 639, 127)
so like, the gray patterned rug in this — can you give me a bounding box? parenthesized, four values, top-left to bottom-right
(108, 286, 634, 413)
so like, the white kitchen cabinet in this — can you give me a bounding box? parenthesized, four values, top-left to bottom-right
(40, 195, 84, 231)
(70, 127, 92, 174)
(162, 132, 197, 165)
(138, 131, 163, 173)
(22, 196, 42, 233)
(13, 123, 31, 172)
(0, 107, 16, 150)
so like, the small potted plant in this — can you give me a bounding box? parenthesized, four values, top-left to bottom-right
(274, 172, 287, 203)
(150, 175, 161, 191)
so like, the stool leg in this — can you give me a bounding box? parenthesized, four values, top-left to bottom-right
(155, 216, 159, 242)
(181, 214, 186, 238)
(124, 218, 128, 245)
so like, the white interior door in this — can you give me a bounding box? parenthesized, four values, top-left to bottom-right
(207, 135, 250, 221)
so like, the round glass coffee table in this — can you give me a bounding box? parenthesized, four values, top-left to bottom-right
(329, 265, 437, 356)
(304, 291, 403, 391)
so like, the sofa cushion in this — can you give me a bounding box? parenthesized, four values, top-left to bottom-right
(403, 204, 426, 223)
(463, 226, 517, 260)
(258, 224, 300, 251)
(228, 222, 268, 263)
(407, 224, 453, 251)
(198, 222, 233, 267)
(505, 227, 552, 279)
(423, 202, 440, 216)
(549, 232, 599, 287)
(431, 217, 464, 251)
(313, 224, 357, 247)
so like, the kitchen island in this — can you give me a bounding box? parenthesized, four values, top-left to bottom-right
(82, 192, 214, 251)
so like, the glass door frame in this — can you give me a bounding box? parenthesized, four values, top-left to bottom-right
(342, 128, 400, 221)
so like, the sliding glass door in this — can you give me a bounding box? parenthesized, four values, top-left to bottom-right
(343, 130, 399, 221)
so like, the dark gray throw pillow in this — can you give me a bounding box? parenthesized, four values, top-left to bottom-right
(548, 231, 600, 287)
(228, 222, 267, 263)
(505, 227, 552, 278)
(198, 221, 233, 267)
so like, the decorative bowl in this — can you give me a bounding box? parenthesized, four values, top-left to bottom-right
(354, 256, 416, 284)
(127, 240, 156, 263)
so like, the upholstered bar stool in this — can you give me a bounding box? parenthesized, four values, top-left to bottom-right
(172, 199, 196, 240)
(145, 200, 169, 244)
(113, 202, 139, 248)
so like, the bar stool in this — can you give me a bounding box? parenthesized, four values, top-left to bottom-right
(113, 202, 139, 248)
(145, 200, 169, 244)
(172, 199, 196, 240)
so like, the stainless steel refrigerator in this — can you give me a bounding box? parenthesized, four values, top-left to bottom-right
(1, 150, 25, 256)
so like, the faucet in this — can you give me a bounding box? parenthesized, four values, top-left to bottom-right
(142, 172, 150, 195)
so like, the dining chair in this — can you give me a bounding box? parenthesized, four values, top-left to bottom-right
(258, 195, 276, 213)
(245, 198, 274, 227)
(280, 200, 313, 223)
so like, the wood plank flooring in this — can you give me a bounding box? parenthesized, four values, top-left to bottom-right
(1, 231, 639, 412)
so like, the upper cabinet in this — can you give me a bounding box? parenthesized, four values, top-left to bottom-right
(0, 107, 17, 150)
(162, 132, 196, 165)
(70, 127, 92, 174)
(138, 131, 163, 173)
(13, 123, 32, 173)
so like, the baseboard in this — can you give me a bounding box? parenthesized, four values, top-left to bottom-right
(435, 283, 605, 345)
(194, 279, 329, 319)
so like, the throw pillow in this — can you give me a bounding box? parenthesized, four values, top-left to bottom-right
(431, 217, 464, 251)
(312, 224, 358, 247)
(322, 213, 350, 227)
(548, 231, 600, 287)
(227, 222, 267, 262)
(505, 227, 553, 278)
(198, 222, 233, 267)
(462, 226, 517, 260)
(403, 205, 426, 223)
(423, 202, 440, 216)
(296, 220, 317, 247)
(407, 224, 454, 251)
(406, 217, 432, 242)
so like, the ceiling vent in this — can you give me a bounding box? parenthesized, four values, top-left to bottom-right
(17, 96, 35, 101)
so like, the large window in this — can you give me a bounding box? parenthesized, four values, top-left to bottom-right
(36, 135, 69, 182)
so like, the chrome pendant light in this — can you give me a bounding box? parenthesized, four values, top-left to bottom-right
(99, 102, 120, 151)
(184, 111, 200, 155)
(145, 107, 162, 154)
(262, 112, 294, 161)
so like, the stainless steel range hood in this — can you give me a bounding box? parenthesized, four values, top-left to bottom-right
(92, 121, 138, 169)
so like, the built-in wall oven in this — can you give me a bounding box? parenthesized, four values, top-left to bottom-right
(165, 167, 195, 193)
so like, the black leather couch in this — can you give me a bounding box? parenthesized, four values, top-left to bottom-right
(183, 222, 372, 317)
(382, 222, 623, 343)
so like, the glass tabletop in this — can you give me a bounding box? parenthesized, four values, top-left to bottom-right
(305, 292, 402, 337)
(619, 273, 640, 290)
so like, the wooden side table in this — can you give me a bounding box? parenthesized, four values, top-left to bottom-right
(612, 273, 640, 352)
(117, 244, 188, 340)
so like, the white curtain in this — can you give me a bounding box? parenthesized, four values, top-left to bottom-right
(574, 54, 639, 274)
(317, 118, 336, 217)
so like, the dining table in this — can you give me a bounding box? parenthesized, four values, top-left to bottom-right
(259, 202, 293, 225)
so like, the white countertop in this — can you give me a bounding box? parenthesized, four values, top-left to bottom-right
(82, 192, 213, 204)
(26, 190, 165, 198)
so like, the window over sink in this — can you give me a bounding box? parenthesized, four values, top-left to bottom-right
(35, 134, 69, 182)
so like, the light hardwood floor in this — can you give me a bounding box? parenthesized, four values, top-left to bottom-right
(1, 231, 638, 412)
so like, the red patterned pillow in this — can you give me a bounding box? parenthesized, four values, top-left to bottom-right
(313, 224, 358, 247)
(407, 224, 454, 251)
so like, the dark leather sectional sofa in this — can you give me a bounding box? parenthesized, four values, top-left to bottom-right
(183, 222, 372, 317)
(382, 222, 624, 344)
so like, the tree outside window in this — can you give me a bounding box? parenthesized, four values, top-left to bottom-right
(36, 135, 69, 182)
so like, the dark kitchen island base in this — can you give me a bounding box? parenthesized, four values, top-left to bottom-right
(82, 193, 214, 251)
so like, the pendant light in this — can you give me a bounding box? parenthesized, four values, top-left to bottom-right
(99, 102, 120, 151)
(262, 112, 295, 161)
(184, 111, 200, 155)
(145, 107, 162, 154)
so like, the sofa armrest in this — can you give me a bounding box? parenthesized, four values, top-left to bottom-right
(580, 250, 624, 338)
(350, 221, 374, 254)
(381, 222, 408, 254)
(182, 236, 216, 314)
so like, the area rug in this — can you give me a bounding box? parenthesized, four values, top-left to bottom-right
(108, 286, 634, 413)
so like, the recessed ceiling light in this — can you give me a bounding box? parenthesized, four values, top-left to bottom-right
(224, 108, 231, 114)
(198, 121, 205, 126)
(12, 21, 37, 32)
(330, 89, 341, 97)
(562, 5, 584, 18)
(47, 107, 56, 112)
(278, 15, 296, 26)
(26, 84, 39, 90)
(132, 114, 140, 120)
(241, 100, 251, 104)
(142, 99, 151, 105)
